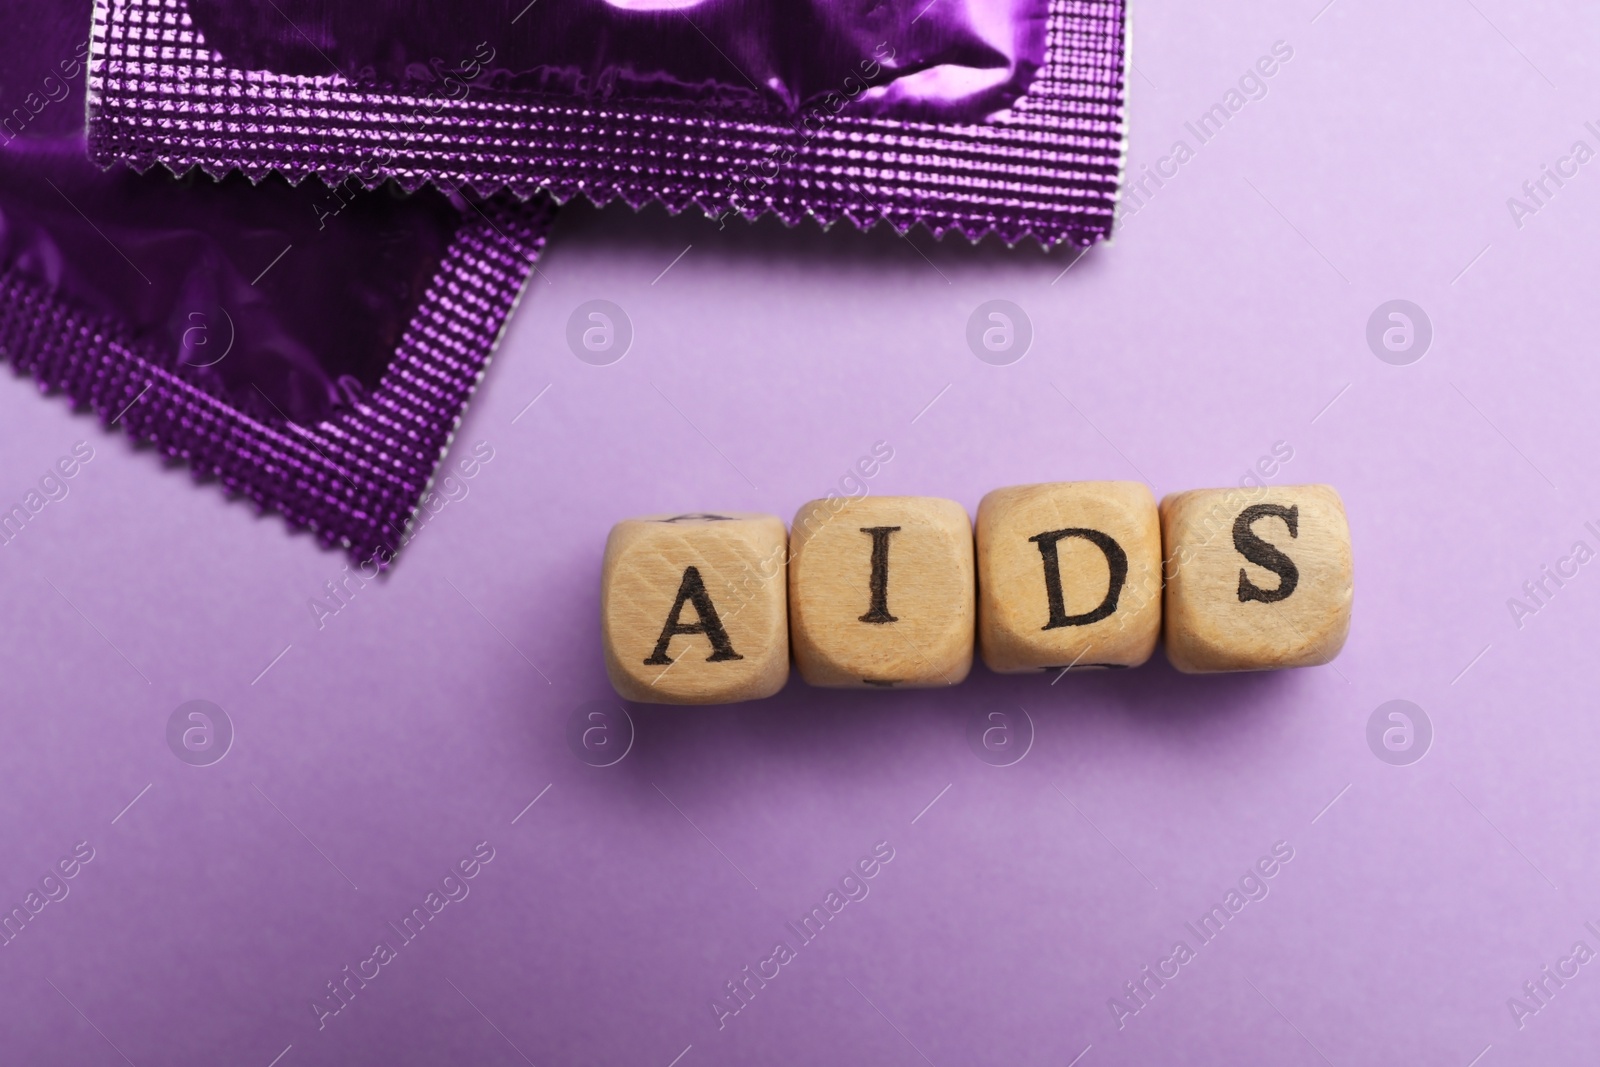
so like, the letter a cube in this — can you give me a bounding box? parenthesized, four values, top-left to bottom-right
(976, 482, 1163, 673)
(788, 496, 975, 688)
(1160, 485, 1352, 672)
(601, 513, 789, 704)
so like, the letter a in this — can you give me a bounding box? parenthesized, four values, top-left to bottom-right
(1108, 996, 1138, 1030)
(644, 566, 743, 665)
(1508, 996, 1539, 1029)
(309, 597, 339, 630)
(711, 997, 739, 1030)
(311, 997, 341, 1030)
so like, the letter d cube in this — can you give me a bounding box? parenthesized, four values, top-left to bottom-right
(601, 513, 790, 704)
(976, 482, 1163, 673)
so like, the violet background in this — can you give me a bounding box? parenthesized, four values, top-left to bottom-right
(3, 0, 1598, 1063)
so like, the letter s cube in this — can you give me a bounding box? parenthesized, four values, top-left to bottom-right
(601, 513, 790, 704)
(1161, 485, 1352, 672)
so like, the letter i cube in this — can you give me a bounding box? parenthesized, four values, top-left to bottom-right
(976, 482, 1163, 673)
(601, 513, 790, 704)
(787, 496, 975, 688)
(1160, 485, 1352, 672)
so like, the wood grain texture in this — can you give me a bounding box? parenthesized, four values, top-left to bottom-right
(976, 481, 1162, 674)
(1161, 484, 1352, 673)
(601, 512, 789, 705)
(788, 496, 974, 688)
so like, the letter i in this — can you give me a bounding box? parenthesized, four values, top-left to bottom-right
(859, 526, 900, 623)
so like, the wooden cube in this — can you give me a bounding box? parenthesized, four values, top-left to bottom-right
(788, 496, 975, 688)
(601, 512, 789, 704)
(1160, 484, 1352, 673)
(976, 482, 1162, 673)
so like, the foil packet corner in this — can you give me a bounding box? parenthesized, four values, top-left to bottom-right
(4, 0, 558, 567)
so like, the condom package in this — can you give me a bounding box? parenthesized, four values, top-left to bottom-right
(3, 0, 556, 566)
(86, 0, 1126, 248)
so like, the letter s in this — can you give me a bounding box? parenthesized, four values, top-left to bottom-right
(472, 840, 496, 863)
(872, 840, 895, 863)
(1233, 504, 1299, 603)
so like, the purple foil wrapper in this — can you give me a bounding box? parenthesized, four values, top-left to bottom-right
(85, 0, 1125, 247)
(4, 0, 556, 566)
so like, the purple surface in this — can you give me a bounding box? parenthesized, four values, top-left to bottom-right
(5, 0, 1599, 1064)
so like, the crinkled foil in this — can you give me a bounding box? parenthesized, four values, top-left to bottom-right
(4, 0, 556, 565)
(85, 0, 1124, 247)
